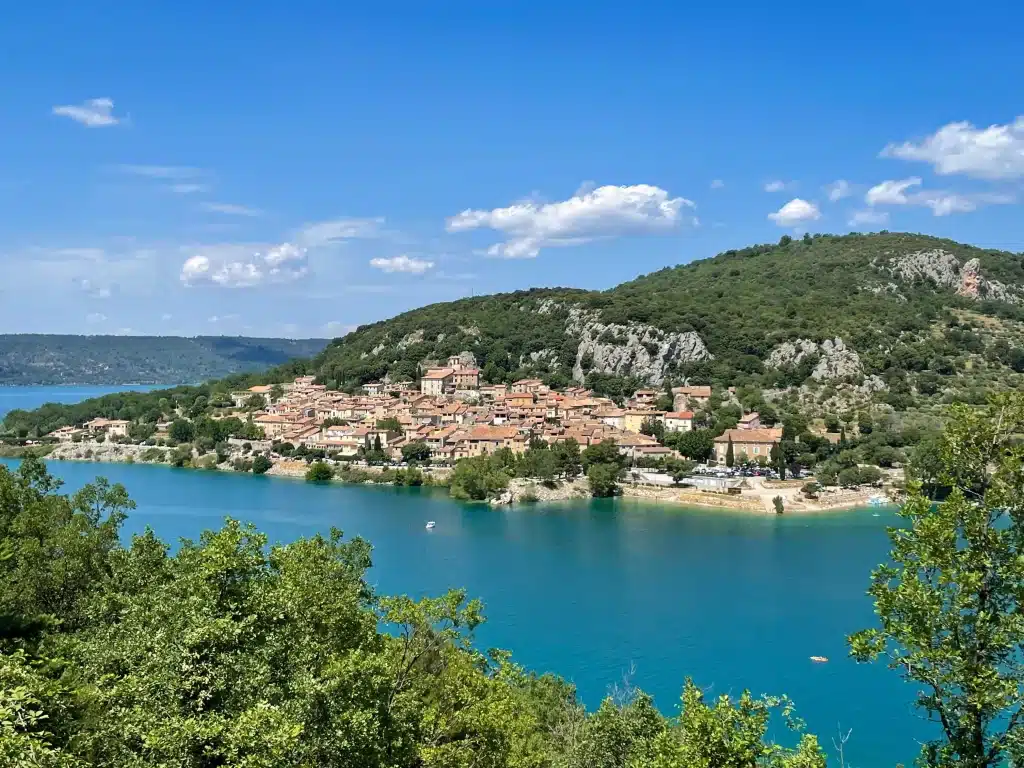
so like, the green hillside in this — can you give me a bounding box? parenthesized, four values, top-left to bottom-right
(7, 231, 1024, 435)
(308, 231, 1024, 401)
(0, 335, 328, 385)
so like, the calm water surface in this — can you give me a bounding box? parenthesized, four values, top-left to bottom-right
(0, 384, 165, 419)
(0, 387, 927, 765)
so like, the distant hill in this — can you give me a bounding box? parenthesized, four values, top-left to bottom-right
(307, 232, 1024, 404)
(7, 231, 1024, 433)
(0, 335, 328, 385)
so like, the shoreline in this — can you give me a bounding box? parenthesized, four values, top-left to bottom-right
(5, 441, 888, 515)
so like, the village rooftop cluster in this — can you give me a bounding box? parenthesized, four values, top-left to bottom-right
(47, 356, 782, 465)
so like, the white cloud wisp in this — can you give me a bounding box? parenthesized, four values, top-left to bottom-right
(52, 98, 121, 127)
(865, 177, 922, 206)
(882, 116, 1024, 180)
(446, 184, 694, 258)
(369, 255, 435, 274)
(201, 202, 263, 217)
(181, 243, 308, 288)
(826, 180, 852, 202)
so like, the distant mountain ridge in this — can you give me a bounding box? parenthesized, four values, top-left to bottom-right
(0, 335, 328, 385)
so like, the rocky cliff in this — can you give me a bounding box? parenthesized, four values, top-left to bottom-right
(566, 307, 711, 385)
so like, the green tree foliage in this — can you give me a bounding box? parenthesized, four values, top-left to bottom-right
(586, 462, 621, 498)
(251, 454, 273, 475)
(305, 461, 334, 483)
(850, 394, 1024, 768)
(449, 455, 510, 501)
(0, 458, 863, 768)
(401, 440, 432, 464)
(664, 429, 714, 462)
(168, 419, 194, 444)
(552, 438, 582, 479)
(581, 439, 623, 471)
(244, 393, 267, 411)
(640, 416, 665, 442)
(837, 465, 882, 487)
(376, 417, 403, 433)
(725, 437, 734, 468)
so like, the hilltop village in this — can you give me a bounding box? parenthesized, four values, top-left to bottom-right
(25, 353, 904, 513)
(44, 357, 780, 465)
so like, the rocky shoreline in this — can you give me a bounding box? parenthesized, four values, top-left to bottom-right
(28, 441, 885, 514)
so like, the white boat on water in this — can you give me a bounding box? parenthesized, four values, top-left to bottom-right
(425, 521, 436, 530)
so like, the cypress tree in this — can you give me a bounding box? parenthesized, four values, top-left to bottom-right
(725, 437, 734, 468)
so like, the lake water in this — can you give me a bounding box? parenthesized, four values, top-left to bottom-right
(0, 386, 927, 765)
(0, 384, 165, 419)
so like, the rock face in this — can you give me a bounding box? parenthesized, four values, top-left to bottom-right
(812, 338, 862, 381)
(879, 249, 1021, 304)
(566, 307, 711, 385)
(765, 339, 819, 369)
(766, 337, 863, 381)
(397, 329, 425, 350)
(453, 351, 478, 368)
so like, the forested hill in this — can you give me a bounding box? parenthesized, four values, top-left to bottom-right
(0, 335, 327, 385)
(8, 231, 1024, 432)
(308, 231, 1024, 401)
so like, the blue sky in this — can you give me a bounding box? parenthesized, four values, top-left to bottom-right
(2, 0, 1023, 338)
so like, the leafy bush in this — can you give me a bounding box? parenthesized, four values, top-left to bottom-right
(305, 461, 334, 483)
(251, 454, 273, 475)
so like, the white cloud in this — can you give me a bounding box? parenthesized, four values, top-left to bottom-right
(201, 202, 262, 217)
(179, 216, 385, 288)
(161, 313, 173, 321)
(882, 116, 1024, 179)
(208, 314, 239, 324)
(763, 180, 789, 193)
(826, 180, 852, 202)
(864, 177, 1013, 217)
(181, 243, 308, 288)
(865, 177, 922, 206)
(77, 278, 112, 299)
(118, 165, 203, 180)
(52, 98, 120, 127)
(767, 198, 821, 227)
(446, 183, 694, 258)
(369, 254, 435, 274)
(170, 183, 206, 195)
(924, 195, 976, 217)
(848, 209, 890, 227)
(298, 217, 384, 248)
(710, 179, 725, 189)
(85, 312, 107, 324)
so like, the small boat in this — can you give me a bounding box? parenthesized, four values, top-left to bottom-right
(810, 655, 829, 663)
(425, 521, 436, 530)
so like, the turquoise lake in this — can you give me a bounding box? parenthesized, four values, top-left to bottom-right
(0, 386, 928, 765)
(0, 384, 164, 418)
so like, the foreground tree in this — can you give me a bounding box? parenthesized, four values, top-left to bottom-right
(850, 394, 1024, 768)
(0, 459, 830, 767)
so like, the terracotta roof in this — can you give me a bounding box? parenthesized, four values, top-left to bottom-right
(422, 368, 455, 380)
(713, 428, 783, 444)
